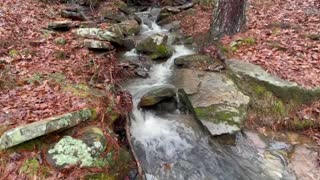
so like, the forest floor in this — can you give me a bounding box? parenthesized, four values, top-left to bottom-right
(0, 0, 134, 178)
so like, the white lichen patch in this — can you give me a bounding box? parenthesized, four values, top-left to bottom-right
(48, 136, 96, 167)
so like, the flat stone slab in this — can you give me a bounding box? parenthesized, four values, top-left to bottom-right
(0, 108, 93, 149)
(226, 59, 320, 103)
(187, 72, 250, 136)
(227, 60, 297, 88)
(84, 39, 114, 50)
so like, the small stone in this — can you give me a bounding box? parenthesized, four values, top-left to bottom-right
(48, 21, 72, 31)
(139, 84, 177, 107)
(84, 39, 114, 51)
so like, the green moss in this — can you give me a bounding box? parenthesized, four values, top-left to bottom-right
(194, 106, 241, 126)
(230, 37, 256, 52)
(64, 83, 90, 97)
(85, 173, 115, 180)
(20, 158, 40, 177)
(55, 50, 69, 60)
(151, 45, 172, 60)
(293, 119, 314, 130)
(54, 37, 67, 45)
(9, 49, 19, 58)
(28, 73, 43, 84)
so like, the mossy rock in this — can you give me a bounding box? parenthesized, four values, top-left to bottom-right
(226, 59, 320, 129)
(46, 127, 108, 169)
(136, 34, 173, 60)
(187, 72, 250, 136)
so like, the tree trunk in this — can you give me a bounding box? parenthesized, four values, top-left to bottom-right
(209, 0, 246, 41)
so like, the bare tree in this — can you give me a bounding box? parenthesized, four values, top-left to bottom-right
(209, 0, 246, 41)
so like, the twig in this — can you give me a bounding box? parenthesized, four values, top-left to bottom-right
(125, 114, 144, 180)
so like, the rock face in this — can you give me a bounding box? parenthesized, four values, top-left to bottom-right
(84, 39, 114, 50)
(174, 54, 211, 68)
(46, 126, 107, 169)
(75, 28, 123, 45)
(139, 84, 177, 107)
(0, 109, 93, 149)
(183, 71, 250, 136)
(136, 34, 173, 60)
(172, 69, 200, 95)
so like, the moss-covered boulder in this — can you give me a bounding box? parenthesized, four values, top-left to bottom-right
(46, 126, 107, 169)
(136, 34, 173, 60)
(75, 28, 123, 45)
(139, 84, 177, 107)
(0, 108, 94, 149)
(174, 54, 211, 68)
(48, 21, 73, 31)
(185, 72, 250, 136)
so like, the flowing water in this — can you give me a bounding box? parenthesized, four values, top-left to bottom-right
(121, 8, 310, 180)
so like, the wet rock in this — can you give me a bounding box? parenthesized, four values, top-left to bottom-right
(0, 108, 93, 149)
(188, 72, 250, 136)
(84, 39, 114, 51)
(48, 21, 73, 31)
(123, 37, 136, 50)
(136, 34, 173, 60)
(46, 127, 107, 169)
(177, 89, 195, 114)
(139, 84, 177, 107)
(172, 69, 200, 95)
(75, 28, 123, 45)
(119, 20, 140, 36)
(174, 54, 211, 68)
(118, 5, 142, 24)
(226, 59, 320, 103)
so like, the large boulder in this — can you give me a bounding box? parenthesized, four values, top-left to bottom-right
(139, 84, 177, 107)
(0, 108, 93, 149)
(175, 71, 250, 136)
(174, 54, 211, 68)
(46, 126, 107, 169)
(136, 34, 173, 60)
(75, 28, 123, 45)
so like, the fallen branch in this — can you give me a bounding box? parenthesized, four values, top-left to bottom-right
(125, 114, 144, 180)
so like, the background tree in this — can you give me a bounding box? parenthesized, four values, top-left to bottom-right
(209, 0, 246, 41)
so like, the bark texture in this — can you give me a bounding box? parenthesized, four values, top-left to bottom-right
(209, 0, 246, 41)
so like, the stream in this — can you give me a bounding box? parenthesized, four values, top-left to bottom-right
(121, 8, 318, 180)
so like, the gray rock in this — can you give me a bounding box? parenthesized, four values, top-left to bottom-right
(75, 28, 123, 45)
(84, 39, 114, 50)
(0, 108, 93, 149)
(118, 20, 140, 36)
(46, 126, 107, 169)
(172, 69, 200, 95)
(61, 9, 87, 21)
(103, 12, 127, 23)
(123, 37, 136, 50)
(187, 72, 250, 136)
(136, 33, 173, 60)
(139, 84, 177, 107)
(48, 21, 73, 31)
(174, 54, 211, 68)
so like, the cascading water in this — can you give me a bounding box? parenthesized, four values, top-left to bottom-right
(122, 8, 295, 180)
